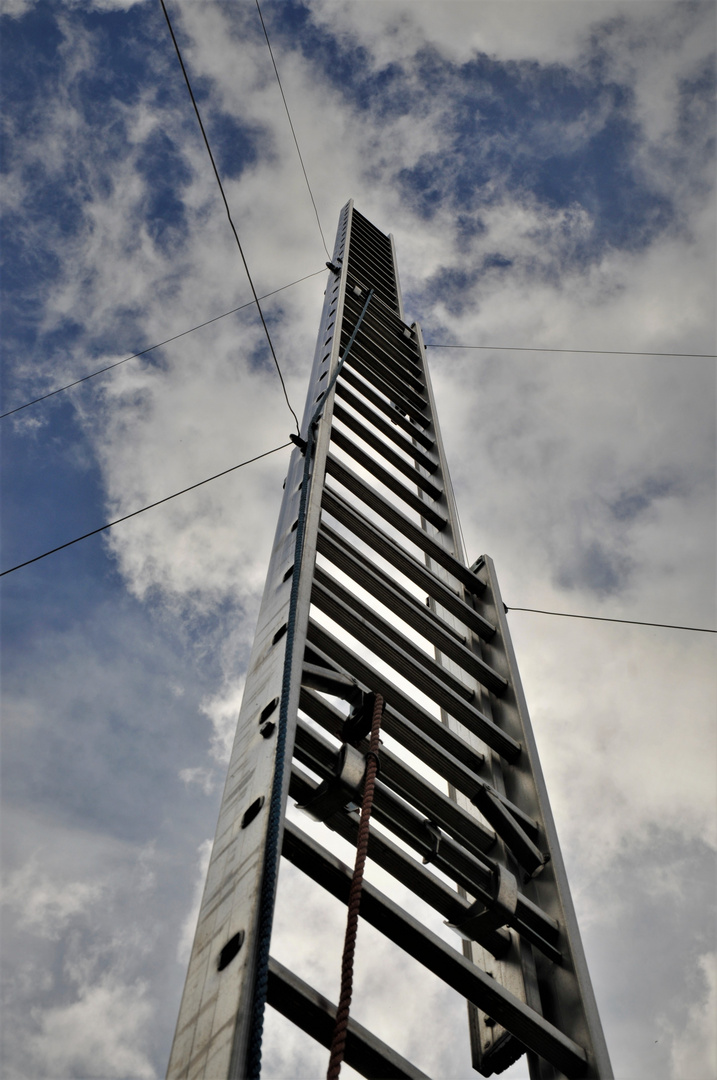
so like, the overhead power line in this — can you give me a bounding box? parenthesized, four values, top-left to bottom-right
(506, 605, 716, 634)
(1, 269, 326, 421)
(426, 343, 717, 359)
(159, 0, 300, 434)
(0, 442, 292, 578)
(254, 0, 330, 260)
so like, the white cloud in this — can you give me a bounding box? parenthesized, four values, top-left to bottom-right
(667, 952, 717, 1080)
(29, 977, 156, 1080)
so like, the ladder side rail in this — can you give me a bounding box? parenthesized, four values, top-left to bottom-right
(167, 201, 354, 1080)
(476, 556, 614, 1079)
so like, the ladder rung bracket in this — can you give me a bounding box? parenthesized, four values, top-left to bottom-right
(334, 383, 437, 473)
(295, 714, 497, 861)
(330, 430, 448, 531)
(473, 787, 546, 876)
(291, 735, 498, 892)
(322, 489, 494, 640)
(267, 957, 432, 1080)
(300, 685, 492, 813)
(317, 529, 502, 687)
(293, 696, 559, 961)
(332, 403, 443, 499)
(325, 458, 485, 596)
(312, 569, 506, 701)
(339, 366, 434, 448)
(283, 823, 587, 1078)
(288, 767, 512, 960)
(305, 620, 519, 769)
(301, 663, 361, 703)
(300, 669, 487, 793)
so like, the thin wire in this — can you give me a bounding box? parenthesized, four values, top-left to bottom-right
(506, 605, 716, 634)
(159, 0, 300, 434)
(1, 270, 326, 421)
(425, 343, 717, 359)
(254, 0, 331, 260)
(0, 442, 291, 578)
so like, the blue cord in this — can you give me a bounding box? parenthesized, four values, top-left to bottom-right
(245, 289, 374, 1079)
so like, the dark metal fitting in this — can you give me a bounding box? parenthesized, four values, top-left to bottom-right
(342, 690, 379, 744)
(326, 261, 341, 274)
(447, 865, 518, 941)
(289, 433, 308, 455)
(422, 821, 443, 866)
(297, 744, 368, 823)
(260, 722, 276, 739)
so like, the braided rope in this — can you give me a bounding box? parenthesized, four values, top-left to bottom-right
(326, 693, 384, 1080)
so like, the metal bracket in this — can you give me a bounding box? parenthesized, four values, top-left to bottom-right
(447, 865, 519, 941)
(297, 744, 368, 822)
(342, 690, 378, 745)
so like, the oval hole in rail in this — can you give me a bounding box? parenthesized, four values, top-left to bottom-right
(242, 796, 265, 829)
(217, 931, 244, 971)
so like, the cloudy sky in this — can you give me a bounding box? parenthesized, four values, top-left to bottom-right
(1, 1, 715, 1078)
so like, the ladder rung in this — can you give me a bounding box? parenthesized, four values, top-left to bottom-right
(339, 366, 434, 448)
(283, 823, 586, 1077)
(306, 620, 520, 766)
(295, 714, 496, 862)
(342, 331, 428, 413)
(330, 430, 447, 531)
(317, 528, 502, 688)
(299, 653, 487, 782)
(267, 957, 432, 1080)
(325, 457, 484, 596)
(343, 290, 424, 373)
(332, 403, 443, 499)
(334, 381, 438, 472)
(322, 489, 494, 640)
(288, 767, 512, 960)
(342, 297, 425, 386)
(313, 568, 507, 699)
(342, 352, 429, 428)
(293, 724, 497, 871)
(312, 572, 473, 700)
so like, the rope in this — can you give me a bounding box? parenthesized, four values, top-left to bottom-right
(326, 692, 384, 1080)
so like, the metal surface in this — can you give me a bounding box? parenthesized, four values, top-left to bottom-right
(168, 203, 612, 1080)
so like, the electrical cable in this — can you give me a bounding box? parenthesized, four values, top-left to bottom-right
(0, 442, 291, 578)
(159, 0, 300, 435)
(1, 269, 326, 421)
(254, 0, 331, 260)
(425, 343, 717, 359)
(505, 605, 716, 634)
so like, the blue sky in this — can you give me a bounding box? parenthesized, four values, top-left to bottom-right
(1, 2, 715, 1078)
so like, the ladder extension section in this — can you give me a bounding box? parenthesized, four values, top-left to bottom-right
(167, 203, 613, 1080)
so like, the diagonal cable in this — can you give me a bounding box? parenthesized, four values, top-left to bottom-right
(506, 605, 716, 634)
(159, 0, 300, 434)
(1, 269, 325, 421)
(0, 442, 291, 578)
(425, 342, 717, 359)
(254, 0, 331, 259)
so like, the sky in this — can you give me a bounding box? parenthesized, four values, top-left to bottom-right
(0, 1, 715, 1078)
